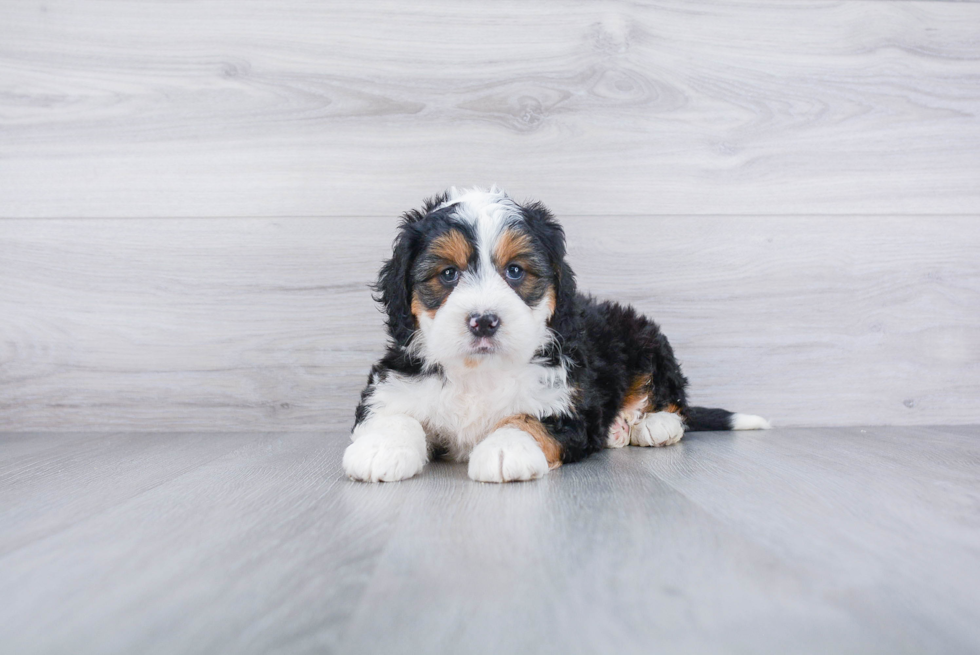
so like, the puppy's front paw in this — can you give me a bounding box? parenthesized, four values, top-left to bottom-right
(343, 415, 427, 482)
(468, 428, 549, 483)
(630, 411, 685, 447)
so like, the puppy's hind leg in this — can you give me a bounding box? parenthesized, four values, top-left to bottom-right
(630, 408, 686, 447)
(606, 374, 655, 448)
(628, 326, 689, 447)
(605, 413, 633, 448)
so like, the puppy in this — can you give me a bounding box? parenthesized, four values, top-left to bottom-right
(344, 187, 769, 483)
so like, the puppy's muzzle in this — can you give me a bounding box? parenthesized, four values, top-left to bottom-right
(467, 313, 500, 338)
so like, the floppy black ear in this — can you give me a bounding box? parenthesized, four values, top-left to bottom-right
(374, 219, 422, 347)
(550, 258, 579, 336)
(520, 201, 578, 333)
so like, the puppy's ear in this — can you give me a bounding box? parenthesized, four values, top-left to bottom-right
(520, 202, 578, 331)
(374, 218, 422, 347)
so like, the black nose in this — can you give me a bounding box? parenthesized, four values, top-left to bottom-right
(467, 313, 500, 338)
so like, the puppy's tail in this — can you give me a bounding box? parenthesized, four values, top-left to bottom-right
(686, 406, 771, 432)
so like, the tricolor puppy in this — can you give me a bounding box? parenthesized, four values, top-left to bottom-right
(344, 187, 769, 483)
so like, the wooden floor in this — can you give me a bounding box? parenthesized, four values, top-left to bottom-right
(2, 426, 979, 654)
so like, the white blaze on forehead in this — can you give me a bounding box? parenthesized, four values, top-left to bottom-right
(435, 185, 513, 212)
(439, 187, 524, 279)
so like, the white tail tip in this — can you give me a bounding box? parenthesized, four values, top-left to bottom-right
(730, 413, 772, 431)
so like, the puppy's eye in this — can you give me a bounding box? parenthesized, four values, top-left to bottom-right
(439, 267, 460, 285)
(505, 264, 525, 282)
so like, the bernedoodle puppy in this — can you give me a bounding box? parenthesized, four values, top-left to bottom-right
(344, 187, 769, 483)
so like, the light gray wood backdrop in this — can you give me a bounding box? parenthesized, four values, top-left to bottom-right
(1, 0, 978, 431)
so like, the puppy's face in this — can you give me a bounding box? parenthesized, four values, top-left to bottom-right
(380, 189, 566, 370)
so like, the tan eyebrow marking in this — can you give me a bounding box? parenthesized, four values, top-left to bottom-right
(493, 228, 533, 268)
(429, 230, 473, 270)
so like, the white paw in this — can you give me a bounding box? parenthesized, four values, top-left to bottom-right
(343, 414, 427, 482)
(630, 411, 685, 447)
(468, 428, 549, 483)
(606, 413, 631, 448)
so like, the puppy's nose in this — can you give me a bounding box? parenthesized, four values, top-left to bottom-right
(467, 313, 500, 338)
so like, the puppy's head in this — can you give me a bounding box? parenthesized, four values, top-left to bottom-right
(376, 187, 575, 369)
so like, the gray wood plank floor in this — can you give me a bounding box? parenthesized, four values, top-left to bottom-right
(2, 426, 979, 654)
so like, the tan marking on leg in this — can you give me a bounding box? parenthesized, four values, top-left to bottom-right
(495, 414, 563, 470)
(429, 229, 473, 270)
(620, 374, 652, 416)
(610, 375, 655, 446)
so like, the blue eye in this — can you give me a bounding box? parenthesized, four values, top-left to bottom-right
(505, 264, 525, 282)
(440, 267, 459, 284)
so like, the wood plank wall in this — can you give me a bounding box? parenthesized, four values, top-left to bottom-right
(1, 1, 978, 430)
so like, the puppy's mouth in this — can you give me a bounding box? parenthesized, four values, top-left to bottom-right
(469, 337, 497, 355)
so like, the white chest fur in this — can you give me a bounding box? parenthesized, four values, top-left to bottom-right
(362, 360, 571, 460)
